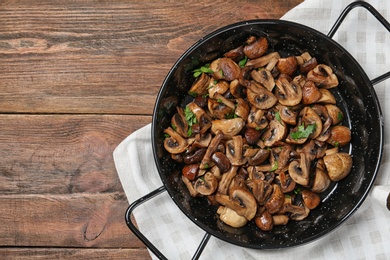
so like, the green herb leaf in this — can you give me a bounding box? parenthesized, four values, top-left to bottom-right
(271, 161, 278, 171)
(290, 124, 316, 140)
(294, 187, 302, 195)
(275, 111, 282, 123)
(337, 112, 344, 121)
(238, 56, 248, 68)
(184, 106, 198, 127)
(193, 64, 213, 78)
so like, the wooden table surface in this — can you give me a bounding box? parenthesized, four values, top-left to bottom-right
(0, 1, 303, 259)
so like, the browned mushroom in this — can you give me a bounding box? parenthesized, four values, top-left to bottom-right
(194, 172, 218, 195)
(244, 127, 262, 145)
(265, 184, 284, 214)
(235, 98, 250, 119)
(247, 82, 278, 109)
(226, 135, 246, 166)
(317, 88, 336, 104)
(262, 120, 287, 147)
(208, 79, 229, 99)
(284, 202, 310, 221)
(276, 171, 296, 193)
(246, 148, 270, 166)
(215, 187, 257, 220)
(300, 106, 323, 139)
(218, 166, 239, 194)
(275, 77, 302, 106)
(187, 102, 212, 134)
(255, 210, 273, 231)
(277, 56, 298, 76)
(163, 127, 189, 154)
(327, 125, 351, 147)
(279, 105, 298, 125)
(208, 99, 233, 119)
(288, 153, 310, 186)
(307, 64, 339, 89)
(272, 214, 289, 226)
(311, 165, 331, 193)
(211, 152, 231, 173)
(171, 107, 189, 138)
(325, 104, 344, 125)
(247, 108, 268, 129)
(211, 118, 245, 138)
(243, 37, 268, 59)
(210, 57, 241, 81)
(200, 130, 224, 169)
(323, 152, 353, 181)
(188, 72, 210, 96)
(301, 189, 321, 209)
(251, 68, 275, 91)
(302, 80, 322, 104)
(223, 45, 244, 61)
(246, 52, 281, 68)
(182, 175, 199, 197)
(230, 79, 247, 98)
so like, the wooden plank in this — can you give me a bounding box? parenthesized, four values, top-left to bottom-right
(0, 248, 151, 260)
(0, 114, 151, 194)
(0, 193, 144, 248)
(0, 0, 303, 114)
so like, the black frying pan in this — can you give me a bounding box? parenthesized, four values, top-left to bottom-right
(126, 2, 390, 259)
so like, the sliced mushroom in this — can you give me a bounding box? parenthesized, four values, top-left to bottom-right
(182, 175, 199, 197)
(189, 72, 210, 96)
(218, 165, 238, 194)
(215, 187, 257, 221)
(246, 51, 280, 68)
(194, 172, 218, 195)
(243, 37, 268, 59)
(192, 133, 212, 148)
(244, 127, 262, 145)
(235, 98, 250, 119)
(299, 57, 318, 74)
(301, 189, 321, 209)
(208, 98, 233, 119)
(284, 202, 310, 221)
(323, 152, 353, 181)
(307, 64, 339, 89)
(252, 179, 273, 205)
(288, 153, 310, 186)
(183, 147, 206, 164)
(210, 57, 241, 81)
(200, 130, 224, 169)
(246, 148, 270, 166)
(311, 166, 331, 193)
(279, 105, 298, 125)
(275, 77, 302, 106)
(230, 79, 247, 98)
(223, 45, 244, 61)
(327, 125, 351, 147)
(187, 102, 212, 134)
(181, 164, 199, 181)
(247, 82, 278, 110)
(171, 107, 189, 138)
(277, 56, 298, 76)
(163, 127, 188, 154)
(208, 79, 229, 99)
(317, 88, 336, 104)
(265, 184, 284, 214)
(247, 108, 268, 129)
(211, 118, 245, 138)
(325, 104, 344, 125)
(262, 120, 287, 147)
(276, 171, 296, 193)
(226, 135, 246, 166)
(251, 68, 275, 91)
(217, 206, 247, 228)
(302, 80, 322, 105)
(300, 106, 323, 139)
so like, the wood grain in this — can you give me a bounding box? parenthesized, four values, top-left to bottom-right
(0, 0, 302, 115)
(0, 114, 151, 194)
(0, 0, 303, 259)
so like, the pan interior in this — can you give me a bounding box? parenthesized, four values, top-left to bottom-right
(152, 20, 383, 249)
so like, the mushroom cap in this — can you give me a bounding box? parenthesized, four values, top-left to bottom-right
(307, 64, 339, 89)
(327, 125, 352, 147)
(325, 104, 344, 125)
(217, 206, 248, 228)
(301, 189, 321, 209)
(311, 166, 331, 193)
(277, 56, 298, 76)
(210, 57, 241, 81)
(189, 72, 210, 96)
(265, 184, 284, 214)
(243, 37, 268, 59)
(323, 152, 353, 181)
(255, 210, 274, 231)
(302, 80, 322, 105)
(288, 153, 310, 186)
(279, 105, 297, 125)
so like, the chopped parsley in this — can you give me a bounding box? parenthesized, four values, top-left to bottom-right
(184, 106, 198, 136)
(290, 124, 316, 140)
(193, 64, 213, 78)
(337, 112, 344, 121)
(238, 56, 248, 68)
(274, 111, 282, 123)
(271, 161, 278, 171)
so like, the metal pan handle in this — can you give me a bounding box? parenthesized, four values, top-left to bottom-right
(327, 0, 390, 85)
(125, 185, 211, 260)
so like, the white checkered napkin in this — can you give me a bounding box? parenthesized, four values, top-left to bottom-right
(114, 0, 390, 259)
